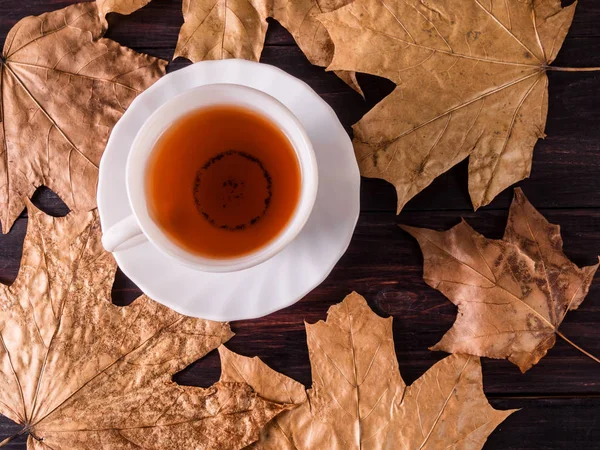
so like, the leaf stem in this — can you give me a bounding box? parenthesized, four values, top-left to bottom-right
(0, 428, 27, 447)
(556, 330, 600, 363)
(547, 66, 600, 72)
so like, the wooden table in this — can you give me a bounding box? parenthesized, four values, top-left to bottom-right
(1, 0, 599, 448)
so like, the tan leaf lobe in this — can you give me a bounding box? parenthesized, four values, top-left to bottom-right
(172, 0, 362, 93)
(0, 203, 289, 448)
(231, 292, 514, 449)
(404, 188, 599, 372)
(320, 0, 577, 212)
(0, 2, 167, 233)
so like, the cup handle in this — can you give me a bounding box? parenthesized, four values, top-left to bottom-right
(102, 215, 146, 252)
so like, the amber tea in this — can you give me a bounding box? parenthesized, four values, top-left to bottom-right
(146, 105, 301, 259)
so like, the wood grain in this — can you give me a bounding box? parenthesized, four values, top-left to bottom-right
(0, 0, 599, 449)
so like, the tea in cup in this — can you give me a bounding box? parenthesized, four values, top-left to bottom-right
(101, 84, 318, 272)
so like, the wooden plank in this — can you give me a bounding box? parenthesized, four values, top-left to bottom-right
(168, 40, 600, 211)
(1, 207, 598, 396)
(0, 1, 599, 449)
(0, 396, 597, 449)
(3, 0, 599, 47)
(0, 419, 22, 448)
(3, 50, 600, 213)
(2, 1, 600, 48)
(485, 397, 600, 449)
(2, 4, 600, 213)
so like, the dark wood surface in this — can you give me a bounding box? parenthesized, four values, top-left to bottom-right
(1, 0, 599, 448)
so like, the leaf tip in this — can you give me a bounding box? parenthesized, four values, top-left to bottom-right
(221, 323, 235, 342)
(23, 197, 42, 219)
(217, 344, 232, 358)
(513, 186, 526, 201)
(428, 343, 442, 352)
(340, 291, 369, 311)
(400, 224, 429, 244)
(399, 223, 417, 236)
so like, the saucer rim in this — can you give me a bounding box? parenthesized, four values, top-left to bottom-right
(98, 59, 360, 321)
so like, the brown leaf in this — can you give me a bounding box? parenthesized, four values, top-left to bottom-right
(0, 2, 166, 233)
(97, 0, 152, 26)
(0, 202, 287, 449)
(402, 188, 599, 372)
(221, 292, 514, 449)
(173, 0, 360, 93)
(320, 0, 577, 212)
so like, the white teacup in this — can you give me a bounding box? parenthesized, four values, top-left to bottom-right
(101, 84, 318, 273)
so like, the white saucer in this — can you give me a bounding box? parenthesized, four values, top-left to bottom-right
(97, 60, 360, 321)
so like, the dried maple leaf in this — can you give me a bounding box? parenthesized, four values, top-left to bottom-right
(0, 2, 166, 233)
(174, 0, 361, 93)
(0, 202, 287, 449)
(219, 292, 515, 450)
(402, 188, 599, 372)
(97, 0, 152, 26)
(320, 0, 592, 212)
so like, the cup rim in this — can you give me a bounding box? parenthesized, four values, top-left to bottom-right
(125, 83, 318, 273)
